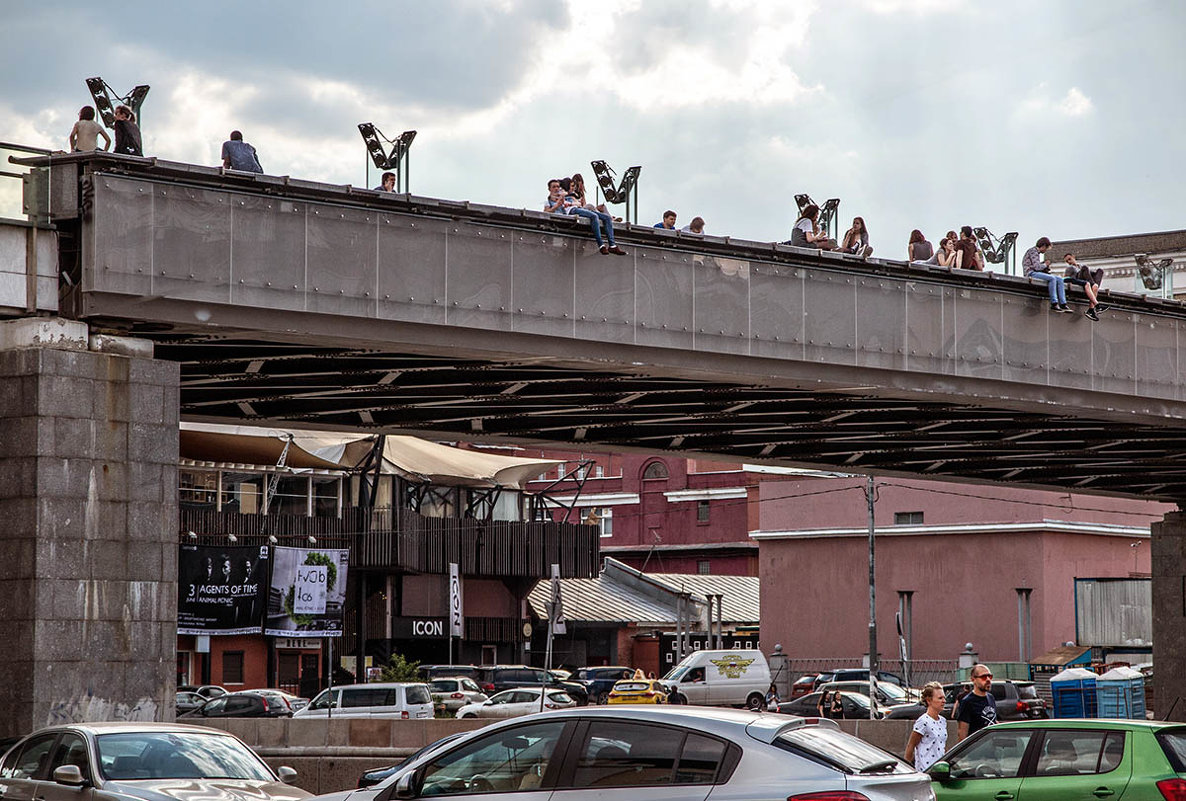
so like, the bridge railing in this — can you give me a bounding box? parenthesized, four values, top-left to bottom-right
(0, 142, 52, 223)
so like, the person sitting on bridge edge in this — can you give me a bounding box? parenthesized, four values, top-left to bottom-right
(550, 178, 627, 256)
(374, 171, 396, 192)
(954, 225, 983, 271)
(112, 105, 142, 157)
(841, 216, 873, 258)
(788, 204, 838, 250)
(221, 130, 263, 173)
(681, 216, 705, 234)
(1064, 251, 1109, 321)
(68, 106, 110, 152)
(1023, 236, 1070, 313)
(653, 210, 677, 230)
(907, 229, 933, 263)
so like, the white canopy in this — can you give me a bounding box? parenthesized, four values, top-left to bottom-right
(179, 422, 561, 489)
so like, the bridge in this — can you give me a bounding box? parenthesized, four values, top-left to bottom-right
(4, 149, 1186, 730)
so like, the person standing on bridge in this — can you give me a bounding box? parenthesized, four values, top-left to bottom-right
(1023, 237, 1070, 313)
(112, 105, 142, 156)
(221, 130, 263, 173)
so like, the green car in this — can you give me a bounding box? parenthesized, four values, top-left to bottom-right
(928, 719, 1186, 800)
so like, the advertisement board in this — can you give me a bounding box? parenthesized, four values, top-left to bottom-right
(265, 546, 349, 637)
(178, 544, 270, 635)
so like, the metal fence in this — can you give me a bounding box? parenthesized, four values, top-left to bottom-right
(783, 657, 959, 687)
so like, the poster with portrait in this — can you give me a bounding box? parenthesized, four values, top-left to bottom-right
(177, 544, 270, 635)
(265, 546, 349, 637)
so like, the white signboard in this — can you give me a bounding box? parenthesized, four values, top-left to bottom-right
(449, 562, 464, 637)
(294, 565, 328, 614)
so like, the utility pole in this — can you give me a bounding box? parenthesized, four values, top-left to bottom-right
(866, 475, 878, 720)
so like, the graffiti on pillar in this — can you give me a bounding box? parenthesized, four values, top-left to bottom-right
(47, 689, 158, 726)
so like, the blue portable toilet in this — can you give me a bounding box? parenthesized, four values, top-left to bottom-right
(1051, 667, 1098, 718)
(1097, 666, 1146, 719)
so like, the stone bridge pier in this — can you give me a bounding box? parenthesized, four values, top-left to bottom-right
(0, 318, 177, 737)
(1153, 511, 1186, 722)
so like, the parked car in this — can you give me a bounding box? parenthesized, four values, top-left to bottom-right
(0, 722, 308, 801)
(945, 680, 1047, 721)
(355, 733, 469, 788)
(455, 687, 577, 719)
(607, 679, 668, 705)
(814, 668, 905, 688)
(778, 690, 893, 720)
(789, 673, 819, 699)
(310, 706, 931, 801)
(428, 676, 488, 712)
(662, 649, 771, 709)
(293, 682, 434, 720)
(175, 690, 207, 716)
(820, 679, 920, 707)
(928, 719, 1186, 800)
(246, 688, 310, 711)
(573, 666, 634, 704)
(476, 664, 589, 705)
(179, 690, 292, 719)
(177, 683, 228, 699)
(419, 664, 482, 682)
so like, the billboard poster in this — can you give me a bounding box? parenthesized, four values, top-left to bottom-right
(265, 546, 349, 637)
(178, 544, 270, 635)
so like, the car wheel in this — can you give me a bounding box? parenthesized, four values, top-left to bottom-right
(670, 692, 687, 705)
(746, 693, 764, 711)
(597, 691, 609, 705)
(460, 713, 476, 719)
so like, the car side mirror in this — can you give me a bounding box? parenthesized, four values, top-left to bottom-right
(928, 761, 952, 782)
(276, 766, 298, 785)
(52, 765, 87, 787)
(394, 770, 418, 800)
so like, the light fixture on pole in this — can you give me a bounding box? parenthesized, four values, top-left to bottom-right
(590, 160, 642, 224)
(358, 123, 416, 193)
(1135, 254, 1175, 296)
(307, 535, 318, 546)
(794, 194, 841, 240)
(973, 227, 1019, 275)
(186, 530, 198, 541)
(85, 77, 150, 129)
(227, 533, 238, 544)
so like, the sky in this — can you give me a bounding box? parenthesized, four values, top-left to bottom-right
(3, 0, 1182, 260)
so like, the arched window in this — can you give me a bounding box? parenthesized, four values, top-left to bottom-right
(641, 460, 670, 480)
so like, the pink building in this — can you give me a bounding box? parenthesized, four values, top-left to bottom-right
(755, 476, 1164, 663)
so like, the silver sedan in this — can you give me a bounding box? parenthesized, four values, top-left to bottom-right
(0, 722, 310, 801)
(309, 705, 933, 801)
(429, 676, 488, 712)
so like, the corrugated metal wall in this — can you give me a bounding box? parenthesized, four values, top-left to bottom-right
(1075, 578, 1151, 647)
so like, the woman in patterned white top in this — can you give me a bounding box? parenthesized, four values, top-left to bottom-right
(904, 681, 948, 772)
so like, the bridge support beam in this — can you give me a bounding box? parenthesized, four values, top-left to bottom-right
(1153, 510, 1186, 722)
(0, 318, 178, 737)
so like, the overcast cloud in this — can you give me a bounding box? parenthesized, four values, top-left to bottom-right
(2, 0, 1181, 257)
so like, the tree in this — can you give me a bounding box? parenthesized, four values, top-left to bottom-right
(380, 652, 421, 682)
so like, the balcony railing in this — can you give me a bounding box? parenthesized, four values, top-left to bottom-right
(179, 505, 599, 578)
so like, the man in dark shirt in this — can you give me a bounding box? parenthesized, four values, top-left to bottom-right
(221, 130, 263, 173)
(955, 225, 983, 271)
(957, 664, 998, 740)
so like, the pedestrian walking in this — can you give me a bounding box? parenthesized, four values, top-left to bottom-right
(957, 664, 998, 741)
(905, 681, 948, 771)
(765, 682, 780, 712)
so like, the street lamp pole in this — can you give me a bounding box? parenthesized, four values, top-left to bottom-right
(866, 475, 878, 719)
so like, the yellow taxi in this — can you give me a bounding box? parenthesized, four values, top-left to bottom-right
(607, 679, 668, 704)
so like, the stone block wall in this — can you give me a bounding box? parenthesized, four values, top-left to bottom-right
(0, 342, 179, 737)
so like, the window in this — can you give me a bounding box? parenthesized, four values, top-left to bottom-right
(271, 475, 309, 515)
(224, 696, 257, 715)
(418, 720, 566, 796)
(2, 733, 57, 779)
(697, 560, 711, 575)
(642, 461, 670, 480)
(48, 733, 91, 783)
(179, 469, 218, 508)
(588, 507, 613, 538)
(894, 511, 924, 525)
(222, 651, 244, 685)
(568, 721, 728, 789)
(697, 500, 710, 522)
(308, 689, 339, 711)
(311, 476, 340, 517)
(946, 730, 1034, 779)
(221, 472, 263, 513)
(406, 685, 433, 705)
(1034, 730, 1124, 776)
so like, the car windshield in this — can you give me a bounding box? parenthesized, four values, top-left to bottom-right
(663, 666, 688, 682)
(96, 732, 274, 781)
(1157, 730, 1186, 772)
(878, 683, 909, 702)
(776, 727, 906, 774)
(406, 686, 433, 705)
(1017, 684, 1039, 700)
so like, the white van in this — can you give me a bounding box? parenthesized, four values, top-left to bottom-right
(292, 682, 434, 719)
(662, 649, 771, 710)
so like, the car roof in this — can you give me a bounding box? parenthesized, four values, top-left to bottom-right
(330, 682, 428, 689)
(991, 718, 1185, 732)
(27, 722, 243, 736)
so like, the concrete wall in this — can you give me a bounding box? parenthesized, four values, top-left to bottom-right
(192, 716, 954, 795)
(0, 326, 179, 737)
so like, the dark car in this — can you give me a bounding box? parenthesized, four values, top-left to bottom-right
(476, 665, 588, 706)
(572, 666, 634, 705)
(177, 684, 228, 699)
(946, 680, 1048, 721)
(178, 690, 292, 718)
(175, 691, 207, 716)
(420, 664, 482, 682)
(777, 690, 889, 720)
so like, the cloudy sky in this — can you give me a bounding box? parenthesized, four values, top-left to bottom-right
(3, 0, 1181, 259)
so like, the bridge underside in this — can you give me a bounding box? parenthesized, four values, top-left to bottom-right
(136, 324, 1186, 499)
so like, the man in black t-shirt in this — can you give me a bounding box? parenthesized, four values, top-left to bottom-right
(957, 664, 998, 741)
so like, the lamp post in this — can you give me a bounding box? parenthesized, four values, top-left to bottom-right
(973, 228, 1019, 275)
(590, 160, 642, 224)
(358, 123, 417, 193)
(85, 77, 149, 129)
(794, 194, 841, 241)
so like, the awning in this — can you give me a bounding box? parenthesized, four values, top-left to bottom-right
(179, 423, 561, 489)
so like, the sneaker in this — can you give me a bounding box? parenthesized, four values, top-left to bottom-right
(1085, 308, 1099, 321)
(1059, 304, 1072, 312)
(599, 245, 609, 255)
(1051, 304, 1062, 313)
(607, 245, 628, 256)
(1095, 303, 1110, 313)
(860, 245, 874, 258)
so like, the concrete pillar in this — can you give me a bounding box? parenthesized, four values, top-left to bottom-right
(1152, 510, 1186, 722)
(0, 318, 178, 737)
